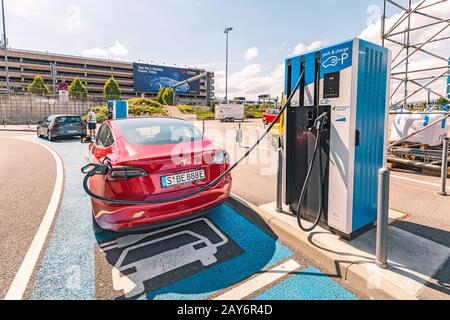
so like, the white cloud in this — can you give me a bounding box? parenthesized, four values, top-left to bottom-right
(82, 41, 129, 58)
(215, 63, 284, 100)
(66, 5, 85, 32)
(360, 0, 450, 103)
(245, 47, 258, 61)
(292, 40, 328, 55)
(109, 41, 129, 56)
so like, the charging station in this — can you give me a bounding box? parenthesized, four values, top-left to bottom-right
(107, 100, 129, 120)
(284, 38, 391, 240)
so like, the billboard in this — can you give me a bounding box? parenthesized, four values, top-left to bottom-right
(133, 63, 201, 95)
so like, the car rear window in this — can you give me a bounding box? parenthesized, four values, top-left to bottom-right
(116, 120, 203, 146)
(55, 116, 82, 124)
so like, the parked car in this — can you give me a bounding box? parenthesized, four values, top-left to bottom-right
(262, 109, 280, 125)
(37, 115, 86, 141)
(88, 117, 232, 232)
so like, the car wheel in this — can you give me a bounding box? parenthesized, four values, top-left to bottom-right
(92, 213, 106, 235)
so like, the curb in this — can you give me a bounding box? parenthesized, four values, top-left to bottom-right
(229, 194, 418, 300)
(0, 128, 37, 133)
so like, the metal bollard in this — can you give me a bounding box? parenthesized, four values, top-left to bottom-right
(438, 137, 449, 196)
(376, 168, 390, 269)
(276, 137, 283, 213)
(202, 121, 205, 134)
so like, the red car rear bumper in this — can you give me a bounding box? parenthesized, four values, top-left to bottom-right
(92, 174, 232, 232)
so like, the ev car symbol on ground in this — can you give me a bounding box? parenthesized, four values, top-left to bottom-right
(100, 218, 229, 299)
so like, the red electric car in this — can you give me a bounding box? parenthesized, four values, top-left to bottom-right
(88, 117, 232, 232)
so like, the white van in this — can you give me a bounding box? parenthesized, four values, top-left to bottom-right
(215, 104, 245, 122)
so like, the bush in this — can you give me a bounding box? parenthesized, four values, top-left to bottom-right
(162, 88, 174, 105)
(81, 100, 168, 124)
(82, 106, 108, 124)
(156, 88, 165, 104)
(128, 98, 167, 117)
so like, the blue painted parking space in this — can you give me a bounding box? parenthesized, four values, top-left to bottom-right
(255, 267, 356, 300)
(23, 137, 358, 300)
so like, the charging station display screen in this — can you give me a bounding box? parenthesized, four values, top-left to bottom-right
(133, 63, 201, 95)
(323, 72, 340, 98)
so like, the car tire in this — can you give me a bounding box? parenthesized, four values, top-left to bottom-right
(92, 214, 106, 235)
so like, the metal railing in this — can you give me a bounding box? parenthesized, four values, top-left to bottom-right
(0, 92, 103, 125)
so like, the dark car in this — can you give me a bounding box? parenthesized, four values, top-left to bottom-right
(37, 115, 86, 141)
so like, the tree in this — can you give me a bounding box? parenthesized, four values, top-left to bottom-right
(162, 88, 174, 105)
(27, 76, 51, 96)
(156, 88, 165, 104)
(68, 77, 88, 100)
(435, 97, 449, 106)
(103, 77, 121, 101)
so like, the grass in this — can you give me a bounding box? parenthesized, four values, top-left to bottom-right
(177, 105, 215, 120)
(82, 98, 168, 123)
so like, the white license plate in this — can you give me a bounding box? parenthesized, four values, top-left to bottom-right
(161, 170, 205, 188)
(67, 130, 78, 134)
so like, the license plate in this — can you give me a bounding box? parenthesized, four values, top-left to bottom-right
(161, 170, 205, 188)
(67, 130, 78, 134)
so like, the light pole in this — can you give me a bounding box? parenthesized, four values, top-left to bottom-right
(1, 0, 9, 93)
(224, 27, 233, 103)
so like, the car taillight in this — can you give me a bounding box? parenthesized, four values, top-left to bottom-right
(213, 152, 230, 165)
(106, 167, 148, 181)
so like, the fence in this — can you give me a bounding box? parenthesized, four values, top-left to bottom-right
(0, 93, 105, 125)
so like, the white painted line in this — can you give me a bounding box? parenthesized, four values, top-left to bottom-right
(391, 174, 450, 191)
(214, 259, 301, 300)
(5, 140, 64, 300)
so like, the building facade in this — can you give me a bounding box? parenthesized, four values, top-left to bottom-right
(0, 49, 214, 105)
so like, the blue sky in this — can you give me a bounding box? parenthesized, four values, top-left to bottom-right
(5, 0, 447, 101)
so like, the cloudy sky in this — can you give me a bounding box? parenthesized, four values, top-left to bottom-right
(4, 0, 449, 102)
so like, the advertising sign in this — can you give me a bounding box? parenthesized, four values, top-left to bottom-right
(133, 63, 201, 95)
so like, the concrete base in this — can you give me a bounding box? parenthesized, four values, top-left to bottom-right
(232, 194, 450, 300)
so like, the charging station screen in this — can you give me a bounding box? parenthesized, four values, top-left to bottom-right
(133, 63, 201, 95)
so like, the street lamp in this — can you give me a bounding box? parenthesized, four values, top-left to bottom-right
(224, 27, 233, 103)
(1, 0, 9, 93)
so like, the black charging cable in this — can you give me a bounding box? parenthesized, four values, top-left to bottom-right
(295, 112, 328, 232)
(81, 71, 306, 205)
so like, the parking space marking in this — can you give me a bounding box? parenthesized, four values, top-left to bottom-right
(145, 206, 293, 300)
(5, 139, 64, 300)
(214, 259, 301, 300)
(255, 267, 357, 300)
(103, 218, 229, 299)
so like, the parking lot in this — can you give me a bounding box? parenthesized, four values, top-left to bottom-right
(0, 129, 362, 300)
(0, 118, 448, 300)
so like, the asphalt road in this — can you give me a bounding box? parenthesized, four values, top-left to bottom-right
(0, 133, 56, 299)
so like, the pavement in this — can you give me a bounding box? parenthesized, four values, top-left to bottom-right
(0, 134, 56, 299)
(1, 120, 449, 300)
(1, 131, 362, 300)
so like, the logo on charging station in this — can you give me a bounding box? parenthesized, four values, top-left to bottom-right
(321, 45, 352, 70)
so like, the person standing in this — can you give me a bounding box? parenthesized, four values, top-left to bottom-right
(87, 108, 97, 139)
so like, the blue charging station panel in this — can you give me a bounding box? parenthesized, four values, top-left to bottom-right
(108, 100, 129, 120)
